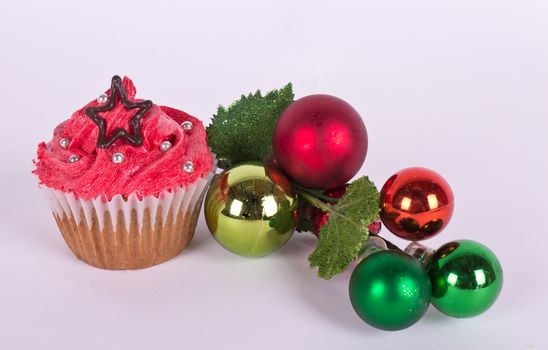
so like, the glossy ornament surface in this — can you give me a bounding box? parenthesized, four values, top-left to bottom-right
(349, 250, 431, 331)
(272, 94, 368, 189)
(380, 167, 454, 240)
(429, 240, 503, 318)
(204, 163, 297, 257)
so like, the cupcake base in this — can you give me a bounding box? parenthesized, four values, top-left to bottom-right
(52, 201, 202, 270)
(41, 172, 213, 270)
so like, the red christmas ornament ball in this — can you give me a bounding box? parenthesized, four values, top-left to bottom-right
(272, 94, 368, 189)
(380, 167, 454, 241)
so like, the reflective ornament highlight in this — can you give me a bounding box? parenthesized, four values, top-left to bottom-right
(272, 94, 368, 189)
(426, 240, 503, 318)
(349, 240, 431, 331)
(204, 163, 297, 257)
(380, 167, 454, 240)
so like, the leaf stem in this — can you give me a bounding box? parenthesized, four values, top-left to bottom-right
(297, 190, 367, 231)
(294, 185, 339, 204)
(297, 190, 333, 212)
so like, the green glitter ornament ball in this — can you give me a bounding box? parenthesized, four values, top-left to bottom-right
(349, 250, 432, 331)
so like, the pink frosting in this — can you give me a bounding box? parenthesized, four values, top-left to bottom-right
(33, 77, 214, 201)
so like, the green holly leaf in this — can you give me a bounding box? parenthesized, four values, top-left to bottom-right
(207, 83, 294, 167)
(269, 199, 297, 234)
(307, 176, 380, 279)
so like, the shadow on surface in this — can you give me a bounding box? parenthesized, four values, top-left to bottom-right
(275, 234, 379, 335)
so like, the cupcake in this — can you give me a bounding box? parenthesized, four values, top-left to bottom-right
(33, 75, 215, 269)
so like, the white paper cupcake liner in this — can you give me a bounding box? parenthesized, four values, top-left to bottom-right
(41, 175, 212, 233)
(38, 167, 215, 270)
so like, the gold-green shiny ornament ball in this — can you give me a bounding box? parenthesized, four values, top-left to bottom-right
(204, 162, 297, 257)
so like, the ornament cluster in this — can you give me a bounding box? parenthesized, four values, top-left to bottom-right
(349, 166, 503, 330)
(203, 84, 503, 331)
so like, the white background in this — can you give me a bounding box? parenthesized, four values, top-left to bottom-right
(1, 1, 547, 349)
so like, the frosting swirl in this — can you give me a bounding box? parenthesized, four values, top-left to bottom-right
(34, 77, 214, 201)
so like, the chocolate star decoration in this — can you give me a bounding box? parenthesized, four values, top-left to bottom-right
(85, 75, 152, 148)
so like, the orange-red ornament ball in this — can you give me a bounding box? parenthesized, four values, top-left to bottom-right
(380, 167, 454, 241)
(272, 94, 367, 189)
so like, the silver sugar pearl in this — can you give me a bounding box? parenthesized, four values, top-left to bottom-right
(159, 140, 172, 152)
(112, 152, 125, 164)
(181, 121, 193, 132)
(59, 138, 70, 149)
(183, 161, 194, 173)
(68, 155, 80, 163)
(97, 93, 108, 104)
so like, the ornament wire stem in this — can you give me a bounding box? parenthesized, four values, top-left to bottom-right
(372, 234, 403, 252)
